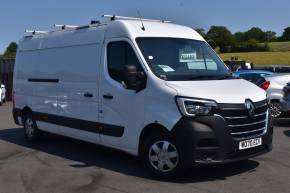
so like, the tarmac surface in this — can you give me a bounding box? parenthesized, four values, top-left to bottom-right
(0, 102, 289, 193)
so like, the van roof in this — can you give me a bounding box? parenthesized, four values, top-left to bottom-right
(18, 20, 205, 52)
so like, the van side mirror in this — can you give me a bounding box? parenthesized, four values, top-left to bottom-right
(123, 65, 146, 92)
(0, 84, 4, 89)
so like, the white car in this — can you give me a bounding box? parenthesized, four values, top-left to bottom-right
(0, 84, 6, 105)
(13, 15, 273, 177)
(263, 73, 290, 117)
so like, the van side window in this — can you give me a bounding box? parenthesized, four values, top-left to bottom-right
(107, 41, 142, 83)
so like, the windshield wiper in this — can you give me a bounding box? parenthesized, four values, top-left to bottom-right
(216, 75, 235, 80)
(188, 75, 216, 80)
(188, 74, 234, 80)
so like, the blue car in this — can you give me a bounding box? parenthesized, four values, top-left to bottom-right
(233, 70, 273, 85)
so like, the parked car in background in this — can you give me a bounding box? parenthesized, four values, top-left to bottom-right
(263, 74, 290, 118)
(233, 70, 273, 86)
(0, 84, 6, 105)
(281, 82, 290, 114)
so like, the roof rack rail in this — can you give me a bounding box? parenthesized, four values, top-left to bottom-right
(54, 24, 79, 30)
(25, 30, 49, 35)
(102, 14, 171, 23)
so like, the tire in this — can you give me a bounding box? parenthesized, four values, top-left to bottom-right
(141, 132, 186, 178)
(269, 101, 283, 118)
(23, 113, 40, 142)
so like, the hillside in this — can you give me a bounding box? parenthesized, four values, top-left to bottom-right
(220, 51, 290, 65)
(268, 41, 290, 52)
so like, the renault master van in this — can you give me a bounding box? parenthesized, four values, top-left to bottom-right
(13, 15, 273, 177)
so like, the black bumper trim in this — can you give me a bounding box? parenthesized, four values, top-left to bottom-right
(171, 115, 273, 165)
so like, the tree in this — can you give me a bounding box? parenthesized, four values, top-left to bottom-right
(234, 32, 245, 43)
(195, 28, 206, 38)
(265, 31, 277, 42)
(206, 26, 234, 53)
(280, 27, 290, 41)
(244, 27, 266, 42)
(2, 42, 18, 59)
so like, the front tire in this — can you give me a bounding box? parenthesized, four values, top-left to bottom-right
(269, 101, 283, 118)
(23, 113, 40, 142)
(141, 132, 185, 178)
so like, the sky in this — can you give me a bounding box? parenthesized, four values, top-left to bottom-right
(0, 0, 290, 54)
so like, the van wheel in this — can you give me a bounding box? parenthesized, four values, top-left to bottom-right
(141, 133, 184, 178)
(23, 113, 40, 142)
(269, 101, 282, 118)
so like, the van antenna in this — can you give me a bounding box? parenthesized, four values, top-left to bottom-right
(137, 11, 145, 31)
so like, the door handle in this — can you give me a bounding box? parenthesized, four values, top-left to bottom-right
(84, 92, 94, 98)
(103, 94, 113, 99)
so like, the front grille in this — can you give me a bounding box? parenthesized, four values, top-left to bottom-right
(215, 99, 268, 139)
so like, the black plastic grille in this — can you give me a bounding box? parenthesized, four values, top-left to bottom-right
(215, 99, 268, 139)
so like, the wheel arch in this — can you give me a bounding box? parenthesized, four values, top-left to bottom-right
(138, 123, 170, 156)
(21, 106, 33, 123)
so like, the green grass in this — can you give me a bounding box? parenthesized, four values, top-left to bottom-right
(268, 41, 290, 52)
(220, 51, 290, 65)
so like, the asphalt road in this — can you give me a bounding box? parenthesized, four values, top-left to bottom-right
(0, 102, 289, 193)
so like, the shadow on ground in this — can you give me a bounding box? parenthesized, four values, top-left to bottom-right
(284, 130, 290, 137)
(274, 118, 290, 127)
(0, 127, 259, 183)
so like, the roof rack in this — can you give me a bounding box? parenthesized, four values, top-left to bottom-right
(102, 15, 171, 23)
(54, 24, 79, 30)
(25, 30, 49, 35)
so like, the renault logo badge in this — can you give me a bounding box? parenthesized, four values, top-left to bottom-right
(245, 99, 255, 117)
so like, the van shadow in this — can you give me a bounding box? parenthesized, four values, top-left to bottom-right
(284, 130, 290, 137)
(274, 118, 290, 127)
(0, 127, 259, 183)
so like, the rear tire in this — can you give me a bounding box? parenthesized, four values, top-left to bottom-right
(141, 132, 186, 178)
(23, 113, 40, 142)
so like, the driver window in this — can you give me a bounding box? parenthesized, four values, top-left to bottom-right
(107, 41, 143, 83)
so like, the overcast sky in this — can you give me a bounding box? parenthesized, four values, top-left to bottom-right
(1, 0, 290, 53)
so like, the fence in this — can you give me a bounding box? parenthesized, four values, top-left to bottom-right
(0, 59, 14, 101)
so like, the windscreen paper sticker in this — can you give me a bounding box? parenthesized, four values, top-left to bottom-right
(157, 65, 175, 72)
(179, 49, 197, 63)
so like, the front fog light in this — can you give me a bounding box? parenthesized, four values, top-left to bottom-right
(176, 97, 217, 116)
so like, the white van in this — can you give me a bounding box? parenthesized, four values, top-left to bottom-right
(13, 16, 273, 177)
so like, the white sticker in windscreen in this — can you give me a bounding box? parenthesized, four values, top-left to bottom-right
(157, 65, 175, 72)
(179, 49, 196, 63)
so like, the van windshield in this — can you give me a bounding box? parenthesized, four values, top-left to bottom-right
(136, 38, 233, 81)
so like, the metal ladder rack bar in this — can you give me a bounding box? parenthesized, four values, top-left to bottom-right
(102, 14, 171, 23)
(25, 30, 49, 35)
(54, 24, 79, 30)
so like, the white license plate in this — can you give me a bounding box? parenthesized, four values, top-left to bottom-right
(239, 138, 262, 150)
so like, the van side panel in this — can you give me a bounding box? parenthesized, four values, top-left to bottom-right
(56, 44, 101, 143)
(14, 27, 105, 138)
(14, 49, 59, 133)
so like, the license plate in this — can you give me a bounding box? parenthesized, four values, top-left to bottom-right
(239, 138, 262, 150)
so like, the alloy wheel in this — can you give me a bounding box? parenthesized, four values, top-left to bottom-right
(269, 102, 282, 118)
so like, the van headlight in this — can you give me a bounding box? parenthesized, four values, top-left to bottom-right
(176, 97, 217, 116)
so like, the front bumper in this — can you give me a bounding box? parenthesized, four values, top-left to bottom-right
(172, 115, 273, 165)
